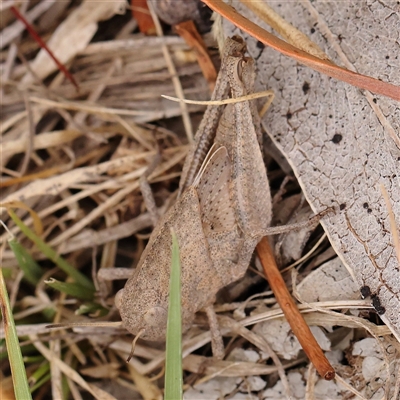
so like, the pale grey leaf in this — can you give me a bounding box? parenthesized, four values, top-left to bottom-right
(224, 1, 400, 340)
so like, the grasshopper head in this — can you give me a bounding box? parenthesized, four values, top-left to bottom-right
(115, 288, 168, 341)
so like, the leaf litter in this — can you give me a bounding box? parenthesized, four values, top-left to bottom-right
(1, 1, 399, 399)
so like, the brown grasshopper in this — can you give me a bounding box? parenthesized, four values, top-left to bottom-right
(115, 36, 307, 347)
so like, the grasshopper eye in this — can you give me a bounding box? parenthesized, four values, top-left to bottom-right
(235, 59, 244, 81)
(114, 289, 124, 310)
(143, 306, 168, 328)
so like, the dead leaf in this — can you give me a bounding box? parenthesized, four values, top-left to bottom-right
(174, 20, 217, 91)
(208, 0, 400, 101)
(297, 258, 359, 303)
(131, 0, 156, 35)
(224, 1, 400, 341)
(253, 312, 331, 360)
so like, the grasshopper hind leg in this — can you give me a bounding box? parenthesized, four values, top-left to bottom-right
(204, 304, 225, 359)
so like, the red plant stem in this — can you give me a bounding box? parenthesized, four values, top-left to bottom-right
(174, 20, 217, 92)
(256, 237, 335, 381)
(11, 6, 78, 89)
(131, 0, 156, 35)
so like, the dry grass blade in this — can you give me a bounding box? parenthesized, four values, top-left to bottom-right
(10, 5, 78, 88)
(240, 0, 328, 60)
(2, 1, 397, 398)
(147, 0, 194, 142)
(1, 1, 208, 395)
(31, 335, 117, 400)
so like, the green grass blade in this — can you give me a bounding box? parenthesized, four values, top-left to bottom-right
(8, 209, 94, 291)
(0, 267, 33, 400)
(75, 302, 108, 316)
(29, 362, 51, 393)
(164, 230, 183, 400)
(30, 373, 51, 394)
(45, 278, 95, 301)
(29, 361, 49, 383)
(9, 238, 44, 285)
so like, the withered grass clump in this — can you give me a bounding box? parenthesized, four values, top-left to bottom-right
(1, 2, 397, 400)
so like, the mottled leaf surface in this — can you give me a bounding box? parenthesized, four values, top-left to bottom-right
(225, 1, 400, 339)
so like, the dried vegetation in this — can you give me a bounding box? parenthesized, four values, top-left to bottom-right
(1, 1, 399, 399)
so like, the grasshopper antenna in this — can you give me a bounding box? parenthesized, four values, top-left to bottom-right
(127, 328, 145, 362)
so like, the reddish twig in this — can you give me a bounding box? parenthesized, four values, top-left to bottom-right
(202, 0, 400, 101)
(10, 6, 78, 89)
(256, 237, 335, 381)
(174, 20, 217, 92)
(131, 0, 156, 35)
